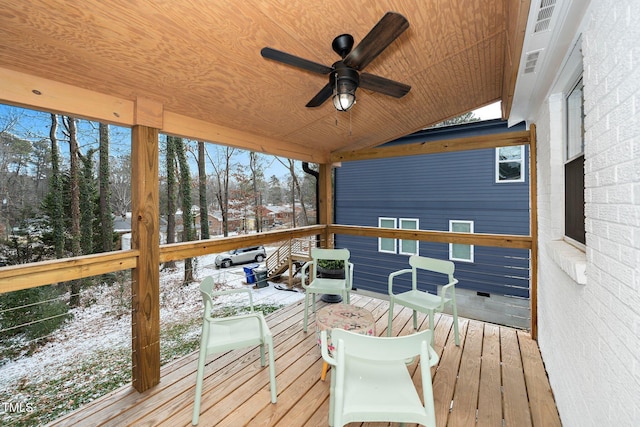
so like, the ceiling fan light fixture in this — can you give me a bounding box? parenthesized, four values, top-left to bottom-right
(331, 65, 359, 112)
(333, 84, 356, 111)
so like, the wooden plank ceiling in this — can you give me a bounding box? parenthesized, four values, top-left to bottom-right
(0, 0, 529, 164)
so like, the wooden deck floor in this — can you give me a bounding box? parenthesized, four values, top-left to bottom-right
(49, 294, 561, 427)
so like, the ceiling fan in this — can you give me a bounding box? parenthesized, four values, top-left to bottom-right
(261, 12, 411, 112)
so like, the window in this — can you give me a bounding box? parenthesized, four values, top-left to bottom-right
(565, 77, 585, 244)
(399, 218, 419, 255)
(496, 145, 525, 182)
(378, 217, 419, 255)
(378, 217, 397, 253)
(449, 220, 474, 262)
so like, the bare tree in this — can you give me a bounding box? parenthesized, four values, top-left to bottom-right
(248, 152, 265, 232)
(109, 155, 131, 216)
(206, 146, 235, 236)
(277, 158, 309, 227)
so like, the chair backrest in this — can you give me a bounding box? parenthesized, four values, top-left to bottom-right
(409, 255, 455, 288)
(199, 276, 254, 318)
(329, 328, 437, 426)
(331, 328, 433, 362)
(309, 247, 351, 277)
(409, 255, 455, 276)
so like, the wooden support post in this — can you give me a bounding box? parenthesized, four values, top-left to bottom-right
(131, 125, 160, 392)
(318, 163, 333, 248)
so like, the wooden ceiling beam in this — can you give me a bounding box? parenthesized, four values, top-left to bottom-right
(0, 67, 133, 126)
(0, 67, 327, 163)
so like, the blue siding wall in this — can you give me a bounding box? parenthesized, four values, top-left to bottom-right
(334, 120, 530, 298)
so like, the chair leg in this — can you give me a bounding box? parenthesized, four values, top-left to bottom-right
(321, 361, 329, 381)
(413, 310, 418, 331)
(328, 363, 336, 427)
(428, 310, 435, 346)
(451, 302, 460, 346)
(387, 300, 394, 337)
(266, 336, 277, 403)
(192, 336, 209, 425)
(303, 293, 310, 332)
(259, 343, 266, 367)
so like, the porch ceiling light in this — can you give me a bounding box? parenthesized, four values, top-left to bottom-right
(331, 65, 359, 112)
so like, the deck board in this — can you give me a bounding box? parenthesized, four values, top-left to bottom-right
(48, 293, 559, 427)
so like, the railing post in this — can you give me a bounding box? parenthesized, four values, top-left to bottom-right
(131, 124, 160, 392)
(318, 163, 333, 248)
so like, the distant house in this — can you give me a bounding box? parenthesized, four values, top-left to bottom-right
(335, 119, 530, 327)
(193, 211, 223, 237)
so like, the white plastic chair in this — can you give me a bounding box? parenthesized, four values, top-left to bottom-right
(192, 276, 277, 425)
(300, 248, 354, 332)
(320, 328, 439, 427)
(387, 255, 460, 346)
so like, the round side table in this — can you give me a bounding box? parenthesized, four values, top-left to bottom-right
(315, 304, 376, 380)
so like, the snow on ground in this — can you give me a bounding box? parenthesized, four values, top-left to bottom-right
(0, 246, 304, 408)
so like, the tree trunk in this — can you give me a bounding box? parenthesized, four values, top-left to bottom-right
(198, 141, 209, 239)
(163, 136, 177, 269)
(98, 123, 113, 252)
(175, 137, 194, 284)
(49, 114, 65, 259)
(66, 116, 81, 306)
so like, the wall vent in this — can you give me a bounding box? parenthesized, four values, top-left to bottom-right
(523, 50, 543, 74)
(534, 0, 556, 33)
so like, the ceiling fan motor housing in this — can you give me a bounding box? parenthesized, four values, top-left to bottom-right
(330, 61, 360, 89)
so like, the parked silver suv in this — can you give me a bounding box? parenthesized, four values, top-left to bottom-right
(214, 246, 266, 268)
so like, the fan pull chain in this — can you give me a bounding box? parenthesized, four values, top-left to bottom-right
(349, 109, 352, 136)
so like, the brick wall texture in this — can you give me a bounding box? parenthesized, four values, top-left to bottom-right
(536, 1, 640, 426)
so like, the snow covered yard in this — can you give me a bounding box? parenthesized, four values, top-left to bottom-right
(0, 249, 304, 426)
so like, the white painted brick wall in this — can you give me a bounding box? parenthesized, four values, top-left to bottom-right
(536, 1, 640, 426)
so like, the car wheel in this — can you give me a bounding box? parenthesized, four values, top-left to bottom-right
(255, 254, 265, 262)
(221, 260, 231, 268)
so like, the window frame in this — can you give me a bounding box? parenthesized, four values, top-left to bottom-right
(399, 218, 419, 256)
(378, 217, 397, 254)
(564, 76, 586, 245)
(449, 220, 474, 262)
(495, 145, 525, 183)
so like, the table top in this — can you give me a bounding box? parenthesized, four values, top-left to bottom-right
(316, 304, 375, 335)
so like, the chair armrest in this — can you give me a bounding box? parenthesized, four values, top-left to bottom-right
(387, 268, 412, 295)
(320, 330, 336, 366)
(300, 261, 314, 288)
(439, 278, 459, 308)
(427, 342, 439, 367)
(346, 262, 354, 290)
(211, 287, 255, 311)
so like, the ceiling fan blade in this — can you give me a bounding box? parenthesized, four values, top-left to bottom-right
(343, 12, 409, 71)
(306, 83, 333, 107)
(360, 73, 411, 98)
(261, 47, 333, 74)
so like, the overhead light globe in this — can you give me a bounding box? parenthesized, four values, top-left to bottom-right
(333, 90, 356, 111)
(331, 64, 359, 112)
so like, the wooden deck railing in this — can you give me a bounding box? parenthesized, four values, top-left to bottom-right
(0, 224, 534, 401)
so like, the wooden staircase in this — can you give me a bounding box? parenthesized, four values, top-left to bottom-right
(266, 238, 315, 286)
